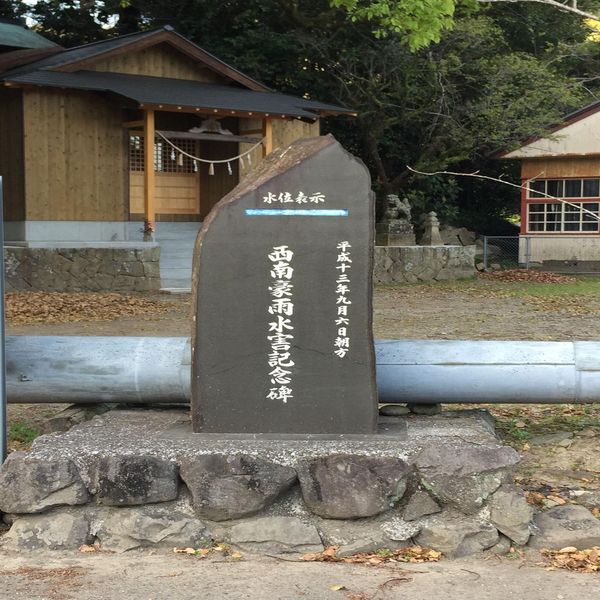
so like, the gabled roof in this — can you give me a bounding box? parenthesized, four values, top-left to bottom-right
(1, 25, 356, 121)
(0, 21, 59, 50)
(3, 69, 354, 121)
(1, 25, 270, 92)
(499, 99, 600, 159)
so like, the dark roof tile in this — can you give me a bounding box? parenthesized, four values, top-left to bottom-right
(3, 70, 354, 120)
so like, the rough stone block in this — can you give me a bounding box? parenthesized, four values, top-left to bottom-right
(0, 452, 89, 514)
(488, 484, 533, 545)
(2, 512, 92, 550)
(528, 505, 600, 549)
(297, 454, 409, 519)
(415, 443, 519, 514)
(86, 455, 178, 506)
(179, 455, 297, 521)
(227, 516, 322, 553)
(403, 490, 441, 522)
(93, 505, 212, 553)
(416, 511, 499, 558)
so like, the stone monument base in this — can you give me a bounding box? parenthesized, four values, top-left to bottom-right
(0, 408, 538, 558)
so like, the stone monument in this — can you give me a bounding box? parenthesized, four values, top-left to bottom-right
(419, 211, 444, 246)
(375, 194, 415, 246)
(191, 135, 378, 434)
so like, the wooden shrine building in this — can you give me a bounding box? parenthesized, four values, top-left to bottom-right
(0, 25, 353, 250)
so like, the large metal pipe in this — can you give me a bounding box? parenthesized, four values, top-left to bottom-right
(5, 336, 600, 404)
(6, 336, 191, 404)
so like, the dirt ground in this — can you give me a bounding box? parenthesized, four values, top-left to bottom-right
(2, 275, 599, 596)
(0, 549, 598, 600)
(5, 277, 600, 488)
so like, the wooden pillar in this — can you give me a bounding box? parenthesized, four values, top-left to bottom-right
(262, 117, 273, 158)
(143, 109, 156, 238)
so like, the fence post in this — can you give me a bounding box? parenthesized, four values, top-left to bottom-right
(525, 236, 531, 270)
(482, 236, 488, 270)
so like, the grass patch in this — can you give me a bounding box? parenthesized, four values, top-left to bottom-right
(498, 278, 600, 299)
(489, 404, 600, 446)
(9, 421, 39, 446)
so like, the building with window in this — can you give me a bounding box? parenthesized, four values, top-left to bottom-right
(500, 101, 600, 268)
(0, 23, 353, 289)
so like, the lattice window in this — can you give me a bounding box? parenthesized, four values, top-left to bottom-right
(527, 202, 600, 233)
(129, 136, 198, 173)
(129, 135, 145, 171)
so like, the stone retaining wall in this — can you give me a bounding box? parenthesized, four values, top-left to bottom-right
(1, 408, 581, 558)
(373, 245, 475, 284)
(4, 246, 161, 292)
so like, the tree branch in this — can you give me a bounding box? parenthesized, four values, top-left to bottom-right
(406, 165, 600, 221)
(478, 0, 600, 22)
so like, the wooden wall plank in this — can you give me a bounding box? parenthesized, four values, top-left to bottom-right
(130, 171, 198, 214)
(522, 157, 600, 179)
(23, 88, 127, 221)
(89, 43, 228, 83)
(198, 140, 239, 219)
(0, 88, 25, 220)
(272, 119, 320, 152)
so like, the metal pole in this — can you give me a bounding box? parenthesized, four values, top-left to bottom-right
(0, 177, 7, 462)
(483, 236, 488, 270)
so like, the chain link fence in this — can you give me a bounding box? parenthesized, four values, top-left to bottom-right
(481, 236, 531, 270)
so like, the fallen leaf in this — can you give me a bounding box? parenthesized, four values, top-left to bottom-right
(330, 584, 346, 591)
(173, 547, 197, 555)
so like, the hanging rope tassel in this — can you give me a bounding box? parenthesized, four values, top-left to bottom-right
(154, 132, 264, 171)
(193, 160, 198, 172)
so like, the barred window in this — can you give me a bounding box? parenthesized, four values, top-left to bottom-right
(129, 136, 197, 173)
(527, 202, 599, 233)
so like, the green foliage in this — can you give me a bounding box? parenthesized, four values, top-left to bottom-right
(9, 422, 39, 445)
(331, 0, 477, 50)
(17, 0, 600, 228)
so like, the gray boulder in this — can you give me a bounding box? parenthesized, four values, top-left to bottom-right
(488, 484, 534, 545)
(179, 454, 297, 521)
(297, 454, 410, 519)
(86, 455, 178, 506)
(415, 443, 520, 514)
(93, 504, 211, 552)
(379, 404, 410, 417)
(0, 452, 89, 513)
(2, 512, 92, 550)
(487, 534, 513, 555)
(316, 513, 419, 557)
(227, 516, 322, 554)
(298, 454, 410, 519)
(528, 504, 600, 550)
(416, 511, 499, 558)
(403, 490, 441, 522)
(572, 490, 600, 510)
